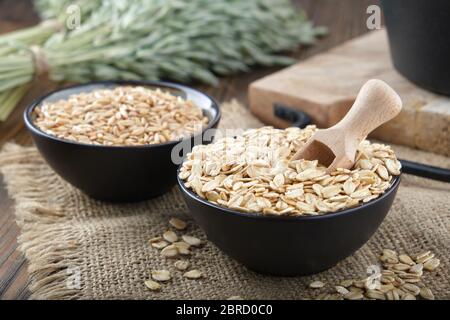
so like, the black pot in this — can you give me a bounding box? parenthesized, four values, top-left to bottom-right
(381, 0, 450, 95)
(178, 173, 400, 276)
(24, 81, 220, 202)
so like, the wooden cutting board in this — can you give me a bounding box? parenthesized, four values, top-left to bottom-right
(249, 30, 450, 156)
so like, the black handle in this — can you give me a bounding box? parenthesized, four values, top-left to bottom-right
(273, 103, 450, 183)
(273, 103, 311, 129)
(399, 160, 450, 183)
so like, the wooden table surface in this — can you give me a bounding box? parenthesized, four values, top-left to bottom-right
(0, 0, 379, 299)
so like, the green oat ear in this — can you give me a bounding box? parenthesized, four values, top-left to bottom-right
(0, 0, 325, 121)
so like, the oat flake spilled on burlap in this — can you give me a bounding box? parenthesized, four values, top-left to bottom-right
(0, 100, 449, 299)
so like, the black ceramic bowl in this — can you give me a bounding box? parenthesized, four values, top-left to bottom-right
(178, 174, 400, 276)
(24, 81, 220, 202)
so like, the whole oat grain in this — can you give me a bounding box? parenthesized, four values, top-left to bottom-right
(33, 86, 208, 146)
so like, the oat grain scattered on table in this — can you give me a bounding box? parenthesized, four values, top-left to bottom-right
(149, 237, 169, 249)
(174, 260, 190, 271)
(309, 280, 325, 289)
(182, 235, 202, 247)
(312, 249, 440, 300)
(163, 230, 178, 243)
(169, 218, 188, 230)
(184, 270, 203, 279)
(335, 286, 349, 295)
(145, 279, 161, 291)
(161, 245, 179, 258)
(151, 270, 171, 282)
(145, 217, 204, 293)
(173, 241, 191, 256)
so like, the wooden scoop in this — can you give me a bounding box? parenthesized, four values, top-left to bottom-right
(291, 79, 402, 172)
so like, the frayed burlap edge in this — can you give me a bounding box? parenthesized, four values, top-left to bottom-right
(0, 143, 83, 299)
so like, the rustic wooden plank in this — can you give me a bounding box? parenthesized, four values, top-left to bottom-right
(0, 218, 19, 265)
(0, 256, 30, 300)
(0, 174, 31, 299)
(0, 0, 378, 299)
(0, 247, 26, 294)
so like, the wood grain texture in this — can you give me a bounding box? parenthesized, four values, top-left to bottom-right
(249, 30, 450, 156)
(291, 79, 402, 172)
(0, 0, 378, 299)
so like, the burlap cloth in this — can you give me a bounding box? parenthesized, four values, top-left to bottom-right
(0, 100, 449, 300)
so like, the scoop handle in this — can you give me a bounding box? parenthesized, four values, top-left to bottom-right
(334, 79, 402, 143)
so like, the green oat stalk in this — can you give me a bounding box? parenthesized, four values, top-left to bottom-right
(0, 0, 326, 121)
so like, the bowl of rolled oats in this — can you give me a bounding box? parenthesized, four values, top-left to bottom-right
(178, 126, 402, 275)
(24, 81, 220, 202)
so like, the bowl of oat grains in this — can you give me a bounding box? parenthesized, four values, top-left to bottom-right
(178, 126, 402, 275)
(24, 81, 220, 202)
